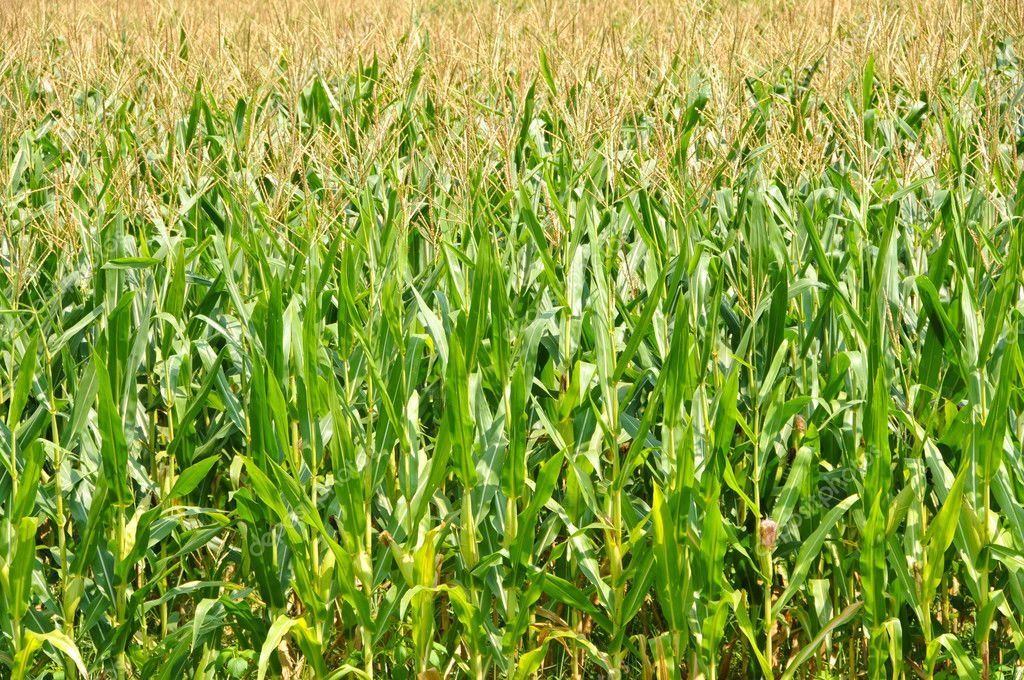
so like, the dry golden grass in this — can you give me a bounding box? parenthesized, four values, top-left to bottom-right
(2, 0, 1022, 108)
(0, 1, 1015, 210)
(1, 0, 1022, 275)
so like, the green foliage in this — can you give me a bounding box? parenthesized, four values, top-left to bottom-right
(2, 15, 1024, 680)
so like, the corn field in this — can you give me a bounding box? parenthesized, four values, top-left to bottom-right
(2, 0, 1024, 677)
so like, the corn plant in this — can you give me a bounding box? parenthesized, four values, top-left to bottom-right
(2, 1, 1024, 678)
